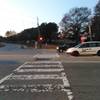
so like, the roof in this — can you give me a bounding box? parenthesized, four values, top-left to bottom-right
(82, 41, 100, 43)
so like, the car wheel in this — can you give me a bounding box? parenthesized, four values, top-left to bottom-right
(97, 50, 100, 56)
(71, 51, 79, 56)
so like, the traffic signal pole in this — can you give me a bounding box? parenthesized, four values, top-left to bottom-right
(37, 17, 42, 48)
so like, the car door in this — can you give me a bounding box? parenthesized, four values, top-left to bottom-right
(88, 43, 97, 54)
(79, 43, 92, 55)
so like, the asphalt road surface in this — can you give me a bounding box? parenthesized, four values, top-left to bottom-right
(60, 53, 100, 100)
(0, 43, 100, 100)
(0, 44, 70, 100)
(0, 61, 69, 100)
(0, 52, 71, 100)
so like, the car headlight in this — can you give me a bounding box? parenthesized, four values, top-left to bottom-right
(66, 48, 73, 53)
(56, 47, 59, 50)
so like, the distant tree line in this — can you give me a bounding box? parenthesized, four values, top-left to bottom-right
(0, 0, 100, 45)
(4, 22, 58, 44)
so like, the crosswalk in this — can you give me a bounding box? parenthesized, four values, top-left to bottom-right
(0, 54, 73, 100)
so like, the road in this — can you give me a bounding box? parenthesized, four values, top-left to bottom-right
(60, 53, 100, 100)
(0, 44, 100, 100)
(63, 62, 100, 100)
(0, 47, 70, 100)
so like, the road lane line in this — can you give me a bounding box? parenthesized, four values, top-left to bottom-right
(61, 72, 70, 87)
(60, 62, 74, 100)
(0, 73, 13, 84)
(15, 62, 27, 71)
(61, 72, 73, 100)
(63, 61, 100, 63)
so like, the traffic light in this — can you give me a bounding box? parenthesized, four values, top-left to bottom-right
(38, 36, 43, 48)
(39, 37, 43, 41)
(38, 36, 43, 42)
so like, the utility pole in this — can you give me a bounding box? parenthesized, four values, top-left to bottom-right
(37, 17, 40, 36)
(35, 17, 40, 49)
(88, 23, 92, 41)
(37, 17, 42, 48)
(88, 16, 93, 41)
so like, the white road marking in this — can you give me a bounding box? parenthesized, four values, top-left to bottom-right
(15, 63, 26, 71)
(61, 72, 70, 87)
(62, 73, 73, 100)
(63, 61, 100, 63)
(0, 52, 74, 100)
(19, 64, 63, 68)
(0, 84, 63, 92)
(26, 61, 61, 64)
(33, 54, 60, 58)
(60, 65, 74, 100)
(0, 73, 13, 84)
(8, 74, 63, 80)
(15, 61, 62, 71)
(17, 68, 64, 72)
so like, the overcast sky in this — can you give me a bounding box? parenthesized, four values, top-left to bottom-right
(0, 0, 98, 36)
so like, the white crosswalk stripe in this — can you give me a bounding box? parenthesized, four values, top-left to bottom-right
(0, 54, 74, 100)
(21, 64, 62, 67)
(33, 54, 60, 58)
(17, 68, 64, 72)
(8, 74, 63, 80)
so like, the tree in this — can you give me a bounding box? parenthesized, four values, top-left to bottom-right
(92, 0, 100, 40)
(5, 31, 16, 37)
(46, 22, 58, 42)
(39, 23, 47, 41)
(94, 0, 100, 16)
(5, 22, 58, 44)
(59, 7, 91, 43)
(40, 22, 58, 43)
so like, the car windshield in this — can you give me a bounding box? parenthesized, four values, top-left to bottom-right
(74, 43, 82, 48)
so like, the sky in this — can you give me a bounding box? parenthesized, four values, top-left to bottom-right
(0, 0, 99, 37)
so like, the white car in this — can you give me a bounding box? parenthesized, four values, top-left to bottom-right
(66, 41, 100, 56)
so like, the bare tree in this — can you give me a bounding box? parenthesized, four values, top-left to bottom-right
(59, 7, 91, 43)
